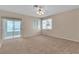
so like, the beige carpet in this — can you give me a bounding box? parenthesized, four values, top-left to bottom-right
(0, 35, 79, 54)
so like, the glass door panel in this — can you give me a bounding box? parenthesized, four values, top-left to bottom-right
(14, 20, 21, 38)
(4, 20, 14, 39)
(3, 18, 21, 40)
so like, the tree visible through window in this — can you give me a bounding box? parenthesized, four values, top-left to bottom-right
(42, 19, 53, 30)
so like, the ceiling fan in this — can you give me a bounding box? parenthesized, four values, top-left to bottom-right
(33, 5, 45, 16)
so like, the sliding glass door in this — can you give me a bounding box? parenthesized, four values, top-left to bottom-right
(5, 20, 14, 39)
(2, 18, 21, 39)
(14, 20, 21, 38)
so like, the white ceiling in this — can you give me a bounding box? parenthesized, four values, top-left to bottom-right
(0, 5, 79, 18)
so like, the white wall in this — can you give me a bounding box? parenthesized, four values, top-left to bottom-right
(0, 7, 79, 43)
(42, 9, 79, 42)
(22, 16, 40, 38)
(0, 10, 40, 40)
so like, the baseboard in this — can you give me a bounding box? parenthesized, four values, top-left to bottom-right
(42, 34, 79, 43)
(23, 34, 41, 39)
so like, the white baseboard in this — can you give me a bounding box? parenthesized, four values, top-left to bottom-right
(42, 34, 79, 43)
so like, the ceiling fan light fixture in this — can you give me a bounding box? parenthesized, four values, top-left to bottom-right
(34, 5, 45, 16)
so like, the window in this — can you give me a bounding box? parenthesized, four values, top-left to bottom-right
(33, 19, 41, 30)
(42, 18, 53, 30)
(2, 18, 21, 39)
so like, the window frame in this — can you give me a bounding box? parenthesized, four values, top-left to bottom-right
(1, 17, 22, 40)
(42, 18, 53, 30)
